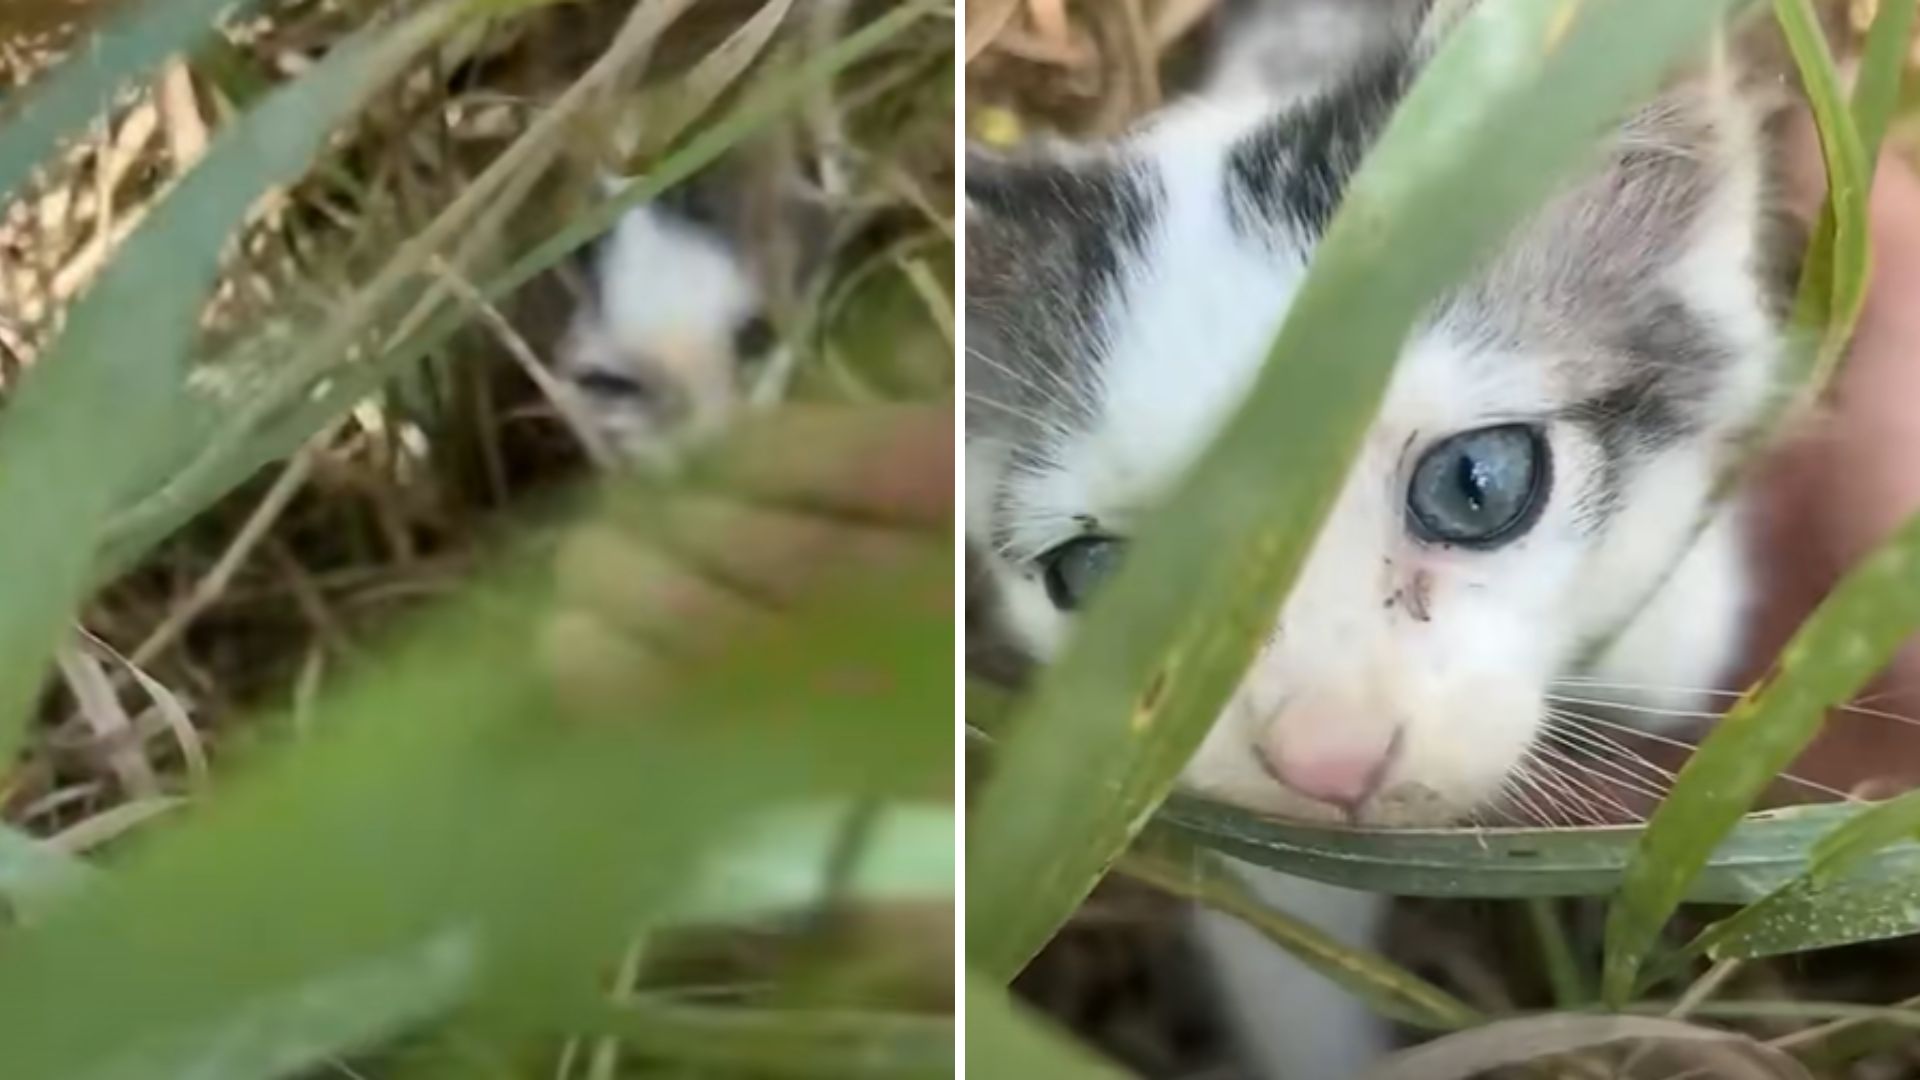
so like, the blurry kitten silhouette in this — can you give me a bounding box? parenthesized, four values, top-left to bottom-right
(557, 160, 828, 469)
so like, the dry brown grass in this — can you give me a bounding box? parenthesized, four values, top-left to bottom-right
(966, 0, 1920, 151)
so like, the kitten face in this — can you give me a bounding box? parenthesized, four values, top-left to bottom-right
(559, 195, 780, 467)
(967, 50, 1785, 825)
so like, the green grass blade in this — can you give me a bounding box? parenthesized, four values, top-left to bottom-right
(1527, 898, 1592, 1008)
(0, 518, 949, 1077)
(1810, 789, 1920, 879)
(0, 6, 463, 761)
(585, 999, 953, 1079)
(1123, 834, 1483, 1030)
(0, 0, 265, 207)
(1693, 864, 1920, 963)
(1775, 0, 1873, 392)
(1670, 793, 1920, 967)
(1603, 509, 1920, 1003)
(1849, 0, 1916, 165)
(965, 975, 1130, 1079)
(967, 0, 1753, 981)
(642, 0, 797, 154)
(1157, 795, 1884, 902)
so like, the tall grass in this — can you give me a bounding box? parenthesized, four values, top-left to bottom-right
(0, 0, 955, 1076)
(966, 0, 1920, 1073)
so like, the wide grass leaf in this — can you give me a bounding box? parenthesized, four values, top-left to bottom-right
(0, 4, 463, 759)
(1678, 793, 1920, 963)
(1123, 833, 1481, 1030)
(1155, 795, 1905, 902)
(586, 999, 954, 1079)
(1697, 865, 1920, 962)
(1603, 509, 1920, 1002)
(967, 0, 1753, 980)
(0, 514, 949, 1078)
(1775, 0, 1873, 393)
(1809, 789, 1920, 879)
(1848, 0, 1916, 172)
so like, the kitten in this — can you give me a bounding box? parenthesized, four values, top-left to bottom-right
(966, 2, 1795, 1075)
(558, 172, 810, 468)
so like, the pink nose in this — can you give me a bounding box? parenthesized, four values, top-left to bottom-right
(1260, 730, 1401, 809)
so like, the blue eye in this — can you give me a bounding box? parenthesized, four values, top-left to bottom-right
(1406, 424, 1550, 547)
(1039, 536, 1125, 611)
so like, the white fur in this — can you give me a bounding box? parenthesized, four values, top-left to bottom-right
(1192, 869, 1389, 1080)
(969, 84, 1777, 1080)
(976, 94, 1765, 829)
(558, 203, 770, 466)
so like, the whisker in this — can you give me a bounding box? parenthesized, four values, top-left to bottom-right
(1853, 684, 1920, 707)
(1543, 692, 1720, 722)
(1543, 714, 1684, 787)
(1552, 678, 1920, 730)
(1526, 753, 1618, 824)
(1545, 717, 1681, 777)
(964, 392, 1074, 437)
(1539, 735, 1665, 808)
(1536, 727, 1672, 806)
(1509, 762, 1576, 828)
(966, 346, 1097, 424)
(1497, 775, 1550, 828)
(1551, 709, 1860, 802)
(1533, 750, 1644, 824)
(1536, 722, 1674, 799)
(965, 345, 1093, 407)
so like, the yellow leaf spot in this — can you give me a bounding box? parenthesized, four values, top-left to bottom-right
(973, 106, 1024, 148)
(1132, 668, 1171, 732)
(1544, 0, 1582, 53)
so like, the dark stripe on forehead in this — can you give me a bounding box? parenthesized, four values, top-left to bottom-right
(965, 151, 1164, 450)
(1573, 294, 1728, 450)
(1222, 49, 1411, 245)
(1559, 292, 1732, 530)
(966, 152, 1161, 312)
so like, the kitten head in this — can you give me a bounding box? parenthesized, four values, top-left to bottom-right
(558, 170, 826, 468)
(967, 37, 1790, 825)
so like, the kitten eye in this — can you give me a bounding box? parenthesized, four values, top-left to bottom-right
(732, 314, 776, 364)
(1405, 424, 1550, 547)
(1038, 536, 1126, 611)
(573, 368, 651, 400)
